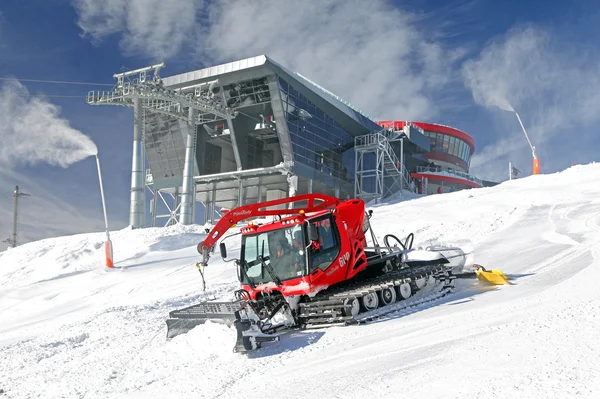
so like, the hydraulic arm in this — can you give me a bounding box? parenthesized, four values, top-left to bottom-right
(196, 193, 341, 266)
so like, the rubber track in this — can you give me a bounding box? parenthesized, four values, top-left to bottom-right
(346, 278, 454, 325)
(297, 264, 454, 328)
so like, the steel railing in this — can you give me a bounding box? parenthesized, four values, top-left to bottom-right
(416, 166, 483, 186)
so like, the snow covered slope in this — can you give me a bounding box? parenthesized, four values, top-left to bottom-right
(1, 164, 600, 398)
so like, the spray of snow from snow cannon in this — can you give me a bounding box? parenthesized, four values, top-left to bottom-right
(463, 85, 540, 175)
(492, 97, 540, 175)
(0, 80, 98, 167)
(0, 79, 114, 265)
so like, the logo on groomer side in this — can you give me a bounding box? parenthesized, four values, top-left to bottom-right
(325, 252, 352, 277)
(339, 252, 350, 267)
(232, 210, 252, 217)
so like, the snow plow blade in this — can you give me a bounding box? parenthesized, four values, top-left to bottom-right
(474, 265, 511, 285)
(165, 300, 245, 339)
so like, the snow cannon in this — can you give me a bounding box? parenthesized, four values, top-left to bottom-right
(474, 264, 511, 285)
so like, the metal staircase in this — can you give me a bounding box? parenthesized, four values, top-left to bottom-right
(354, 128, 412, 202)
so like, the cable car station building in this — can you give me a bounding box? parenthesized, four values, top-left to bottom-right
(87, 55, 482, 228)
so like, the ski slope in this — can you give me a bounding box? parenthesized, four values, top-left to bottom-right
(1, 164, 600, 398)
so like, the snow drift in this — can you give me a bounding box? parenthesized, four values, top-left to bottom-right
(1, 163, 600, 398)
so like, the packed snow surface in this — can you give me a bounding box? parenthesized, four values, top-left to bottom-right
(2, 164, 600, 398)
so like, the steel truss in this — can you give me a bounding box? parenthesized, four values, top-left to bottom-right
(86, 63, 237, 121)
(87, 63, 239, 228)
(354, 128, 411, 202)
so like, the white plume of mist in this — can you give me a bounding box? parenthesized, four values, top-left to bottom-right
(0, 80, 97, 169)
(462, 25, 600, 181)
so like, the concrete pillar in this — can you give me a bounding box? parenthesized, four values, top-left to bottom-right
(179, 108, 197, 225)
(130, 98, 145, 228)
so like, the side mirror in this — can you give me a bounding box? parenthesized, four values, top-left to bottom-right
(307, 224, 319, 242)
(219, 242, 227, 259)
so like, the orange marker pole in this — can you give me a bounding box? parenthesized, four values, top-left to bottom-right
(533, 156, 541, 175)
(96, 153, 113, 268)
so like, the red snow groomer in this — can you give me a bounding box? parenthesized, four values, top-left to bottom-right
(166, 193, 473, 352)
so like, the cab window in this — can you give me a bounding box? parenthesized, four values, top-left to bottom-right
(309, 217, 340, 272)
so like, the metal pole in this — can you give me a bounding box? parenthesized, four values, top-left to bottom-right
(130, 97, 145, 228)
(257, 178, 263, 203)
(509, 162, 512, 180)
(238, 179, 244, 207)
(210, 183, 217, 225)
(9, 186, 30, 248)
(151, 189, 158, 227)
(96, 154, 114, 267)
(179, 107, 197, 225)
(400, 138, 404, 195)
(514, 111, 535, 156)
(95, 155, 110, 241)
(11, 186, 18, 248)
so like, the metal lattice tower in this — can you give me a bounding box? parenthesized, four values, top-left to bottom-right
(86, 63, 238, 228)
(354, 129, 411, 203)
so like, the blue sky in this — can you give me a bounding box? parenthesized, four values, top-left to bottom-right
(1, 0, 599, 249)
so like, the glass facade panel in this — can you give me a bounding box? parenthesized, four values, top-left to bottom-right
(144, 113, 186, 179)
(448, 137, 456, 157)
(435, 133, 443, 152)
(279, 77, 355, 181)
(422, 129, 474, 166)
(428, 132, 437, 152)
(221, 77, 271, 108)
(442, 135, 450, 153)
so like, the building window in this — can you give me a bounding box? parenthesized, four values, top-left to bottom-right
(442, 135, 450, 153)
(429, 133, 437, 152)
(279, 77, 355, 182)
(435, 133, 444, 152)
(448, 137, 456, 157)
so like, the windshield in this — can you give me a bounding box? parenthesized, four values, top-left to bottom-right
(241, 224, 306, 284)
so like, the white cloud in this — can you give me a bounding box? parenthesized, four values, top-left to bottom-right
(0, 80, 97, 168)
(72, 0, 463, 120)
(72, 0, 203, 61)
(463, 25, 600, 181)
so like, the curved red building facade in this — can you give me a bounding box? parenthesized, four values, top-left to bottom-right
(377, 121, 483, 194)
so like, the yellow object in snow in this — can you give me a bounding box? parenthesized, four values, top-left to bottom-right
(474, 265, 511, 285)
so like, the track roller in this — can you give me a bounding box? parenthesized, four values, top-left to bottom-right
(379, 286, 397, 305)
(361, 292, 380, 311)
(397, 283, 412, 300)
